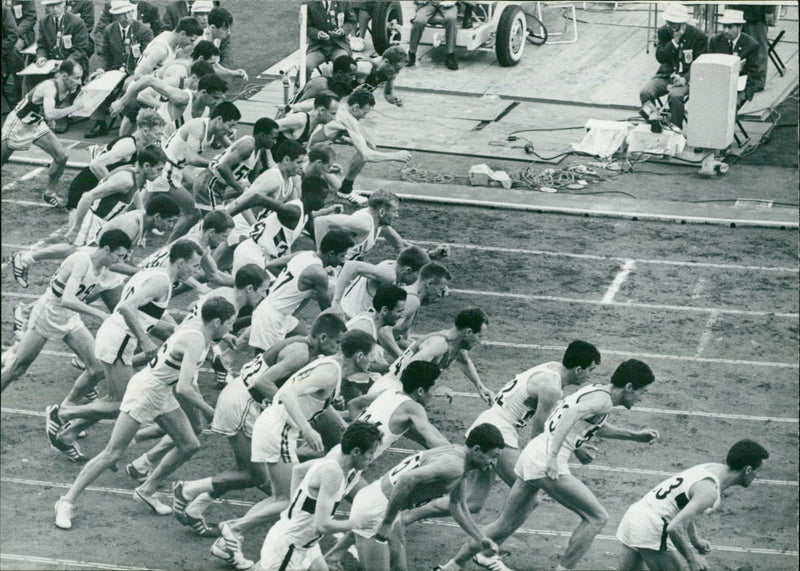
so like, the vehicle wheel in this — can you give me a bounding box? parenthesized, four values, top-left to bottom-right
(372, 1, 403, 55)
(496, 5, 526, 66)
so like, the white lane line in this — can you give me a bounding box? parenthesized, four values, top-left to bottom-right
(452, 288, 799, 318)
(602, 259, 635, 303)
(2, 476, 796, 556)
(0, 554, 160, 571)
(18, 167, 44, 181)
(1, 182, 19, 191)
(696, 309, 721, 355)
(1, 198, 52, 207)
(409, 240, 800, 273)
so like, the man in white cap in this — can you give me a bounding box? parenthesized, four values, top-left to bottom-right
(709, 9, 761, 107)
(37, 0, 90, 82)
(639, 3, 707, 129)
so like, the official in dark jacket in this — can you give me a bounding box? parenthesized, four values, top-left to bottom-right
(709, 9, 762, 107)
(730, 4, 775, 91)
(9, 0, 38, 49)
(36, 0, 90, 78)
(95, 0, 163, 53)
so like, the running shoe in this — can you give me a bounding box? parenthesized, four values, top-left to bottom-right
(210, 350, 230, 389)
(172, 481, 190, 523)
(133, 488, 172, 515)
(185, 491, 213, 520)
(42, 192, 64, 208)
(54, 497, 74, 530)
(60, 439, 87, 463)
(70, 356, 86, 371)
(12, 303, 25, 339)
(211, 534, 254, 571)
(45, 404, 63, 449)
(473, 552, 515, 571)
(11, 254, 29, 288)
(125, 462, 151, 483)
(184, 512, 220, 537)
(336, 191, 368, 206)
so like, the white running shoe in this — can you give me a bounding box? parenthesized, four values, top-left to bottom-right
(134, 488, 173, 515)
(212, 524, 254, 570)
(473, 552, 515, 571)
(54, 497, 74, 529)
(185, 491, 213, 519)
(336, 191, 368, 206)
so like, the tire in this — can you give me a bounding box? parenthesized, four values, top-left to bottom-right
(372, 1, 403, 55)
(496, 5, 526, 66)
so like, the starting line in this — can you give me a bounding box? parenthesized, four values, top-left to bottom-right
(0, 554, 160, 571)
(1, 477, 796, 558)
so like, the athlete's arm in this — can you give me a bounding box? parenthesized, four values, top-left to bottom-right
(455, 350, 492, 404)
(528, 377, 562, 439)
(301, 265, 334, 310)
(174, 335, 215, 420)
(279, 362, 340, 452)
(347, 392, 379, 419)
(448, 474, 498, 552)
(380, 226, 450, 260)
(597, 422, 659, 443)
(314, 465, 354, 534)
(376, 324, 404, 362)
(250, 344, 310, 401)
(40, 81, 83, 121)
(275, 113, 308, 135)
(58, 256, 111, 321)
(116, 274, 171, 359)
(312, 211, 370, 249)
(126, 75, 191, 109)
(182, 121, 211, 168)
(333, 261, 396, 305)
(214, 138, 255, 195)
(544, 394, 611, 479)
(405, 402, 449, 448)
(667, 479, 718, 570)
(687, 521, 711, 555)
(67, 171, 134, 241)
(345, 123, 410, 163)
(88, 138, 137, 180)
(134, 42, 168, 77)
(392, 295, 420, 340)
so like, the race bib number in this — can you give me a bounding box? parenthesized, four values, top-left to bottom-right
(14, 4, 23, 19)
(62, 34, 73, 50)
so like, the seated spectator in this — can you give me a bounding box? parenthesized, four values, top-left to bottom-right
(709, 9, 761, 108)
(65, 0, 95, 56)
(94, 0, 163, 53)
(2, 4, 24, 113)
(731, 4, 777, 91)
(85, 0, 155, 139)
(349, 1, 376, 51)
(295, 54, 358, 102)
(9, 0, 37, 51)
(37, 0, 91, 82)
(407, 1, 459, 71)
(639, 3, 707, 130)
(305, 0, 356, 80)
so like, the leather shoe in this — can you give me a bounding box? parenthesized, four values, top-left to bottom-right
(406, 53, 416, 67)
(51, 119, 69, 134)
(445, 53, 458, 70)
(85, 121, 108, 139)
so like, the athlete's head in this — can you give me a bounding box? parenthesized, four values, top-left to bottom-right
(341, 329, 375, 373)
(332, 54, 358, 84)
(347, 89, 375, 119)
(313, 90, 340, 124)
(146, 194, 181, 233)
(454, 308, 488, 350)
(97, 229, 132, 266)
(307, 144, 335, 172)
(200, 296, 236, 341)
(201, 210, 235, 248)
(175, 17, 204, 46)
(400, 361, 441, 406)
(395, 246, 429, 286)
(563, 340, 601, 384)
(341, 421, 383, 470)
(319, 230, 355, 268)
(234, 264, 270, 307)
(169, 239, 203, 282)
(372, 284, 407, 326)
(310, 312, 348, 356)
(380, 45, 408, 75)
(191, 40, 221, 64)
(197, 73, 228, 108)
(189, 60, 216, 83)
(465, 423, 505, 470)
(137, 145, 168, 181)
(134, 108, 166, 146)
(368, 190, 400, 226)
(207, 7, 233, 40)
(253, 117, 279, 149)
(273, 139, 306, 176)
(726, 439, 769, 487)
(418, 262, 451, 304)
(57, 60, 83, 91)
(210, 101, 240, 138)
(610, 359, 655, 409)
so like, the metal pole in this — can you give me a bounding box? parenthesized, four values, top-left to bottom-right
(299, 4, 308, 90)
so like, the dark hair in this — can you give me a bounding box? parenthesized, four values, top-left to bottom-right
(314, 90, 339, 110)
(455, 307, 488, 332)
(273, 139, 306, 163)
(208, 7, 233, 28)
(302, 175, 328, 214)
(235, 264, 269, 290)
(726, 439, 769, 471)
(341, 329, 375, 358)
(137, 144, 167, 167)
(311, 312, 348, 338)
(198, 73, 228, 95)
(396, 246, 429, 272)
(419, 262, 451, 281)
(368, 189, 399, 211)
(58, 60, 79, 77)
(145, 194, 180, 218)
(372, 284, 407, 313)
(341, 421, 382, 455)
(466, 423, 505, 452)
(382, 45, 407, 65)
(611, 359, 655, 389)
(308, 144, 334, 165)
(175, 16, 204, 37)
(211, 101, 241, 122)
(201, 210, 235, 233)
(400, 361, 440, 394)
(254, 117, 279, 136)
(200, 296, 236, 323)
(563, 340, 601, 370)
(332, 54, 357, 74)
(190, 60, 216, 79)
(98, 229, 132, 252)
(169, 239, 203, 263)
(347, 89, 375, 109)
(191, 40, 220, 61)
(319, 230, 355, 255)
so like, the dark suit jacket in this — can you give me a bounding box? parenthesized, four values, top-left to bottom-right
(95, 1, 163, 52)
(3, 6, 20, 72)
(654, 24, 708, 79)
(66, 0, 94, 34)
(37, 12, 90, 75)
(307, 1, 355, 52)
(162, 0, 221, 30)
(9, 0, 37, 47)
(709, 31, 761, 100)
(101, 19, 154, 73)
